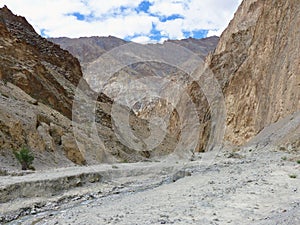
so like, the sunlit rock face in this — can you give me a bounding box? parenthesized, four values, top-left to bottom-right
(208, 0, 300, 146)
(0, 6, 182, 168)
(49, 35, 219, 153)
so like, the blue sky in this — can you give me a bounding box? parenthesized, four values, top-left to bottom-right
(0, 0, 242, 43)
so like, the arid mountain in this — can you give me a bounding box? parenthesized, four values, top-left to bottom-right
(166, 36, 219, 60)
(0, 6, 82, 119)
(49, 0, 300, 153)
(207, 0, 300, 147)
(49, 36, 219, 67)
(48, 36, 128, 69)
(0, 1, 299, 223)
(186, 0, 300, 152)
(0, 6, 178, 170)
(49, 33, 219, 153)
(1, 0, 299, 172)
(0, 5, 87, 167)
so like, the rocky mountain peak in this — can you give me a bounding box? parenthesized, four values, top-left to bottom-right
(0, 5, 36, 33)
(166, 36, 219, 59)
(0, 6, 83, 86)
(48, 36, 128, 67)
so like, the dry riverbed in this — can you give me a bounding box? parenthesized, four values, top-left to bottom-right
(1, 146, 299, 225)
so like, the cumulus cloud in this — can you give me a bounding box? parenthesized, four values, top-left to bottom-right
(130, 35, 152, 44)
(156, 18, 185, 40)
(149, 0, 186, 16)
(0, 0, 241, 43)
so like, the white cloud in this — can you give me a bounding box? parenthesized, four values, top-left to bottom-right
(130, 36, 152, 44)
(149, 0, 186, 16)
(156, 18, 185, 40)
(207, 29, 223, 37)
(148, 0, 241, 33)
(0, 0, 241, 42)
(85, 0, 143, 19)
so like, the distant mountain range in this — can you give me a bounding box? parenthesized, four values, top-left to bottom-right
(48, 35, 219, 69)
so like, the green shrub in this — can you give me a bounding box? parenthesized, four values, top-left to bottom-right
(13, 147, 35, 170)
(281, 156, 287, 161)
(2, 79, 8, 86)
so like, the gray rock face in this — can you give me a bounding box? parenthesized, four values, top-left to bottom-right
(48, 36, 128, 69)
(49, 33, 219, 155)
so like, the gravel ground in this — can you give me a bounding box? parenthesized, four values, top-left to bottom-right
(4, 146, 299, 225)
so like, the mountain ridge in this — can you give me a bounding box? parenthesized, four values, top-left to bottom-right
(0, 0, 299, 171)
(0, 6, 179, 170)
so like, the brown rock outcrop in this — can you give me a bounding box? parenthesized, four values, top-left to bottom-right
(208, 0, 300, 145)
(61, 134, 86, 165)
(0, 6, 82, 119)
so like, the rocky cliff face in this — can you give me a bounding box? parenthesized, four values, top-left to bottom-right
(49, 34, 219, 153)
(1, 0, 298, 171)
(0, 6, 83, 119)
(0, 6, 178, 170)
(0, 6, 85, 168)
(53, 0, 299, 151)
(208, 0, 300, 146)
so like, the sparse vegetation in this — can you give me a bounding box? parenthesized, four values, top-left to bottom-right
(297, 160, 300, 164)
(121, 158, 129, 163)
(13, 146, 35, 170)
(2, 79, 8, 86)
(281, 156, 287, 161)
(279, 146, 287, 151)
(289, 174, 297, 179)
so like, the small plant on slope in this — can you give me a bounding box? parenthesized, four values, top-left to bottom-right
(13, 146, 35, 170)
(289, 174, 297, 179)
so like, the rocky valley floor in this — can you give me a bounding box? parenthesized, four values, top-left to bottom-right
(0, 1, 299, 225)
(1, 146, 299, 225)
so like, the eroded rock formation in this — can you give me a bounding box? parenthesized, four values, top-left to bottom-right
(1, 0, 299, 171)
(208, 0, 299, 146)
(49, 33, 219, 153)
(0, 6, 178, 170)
